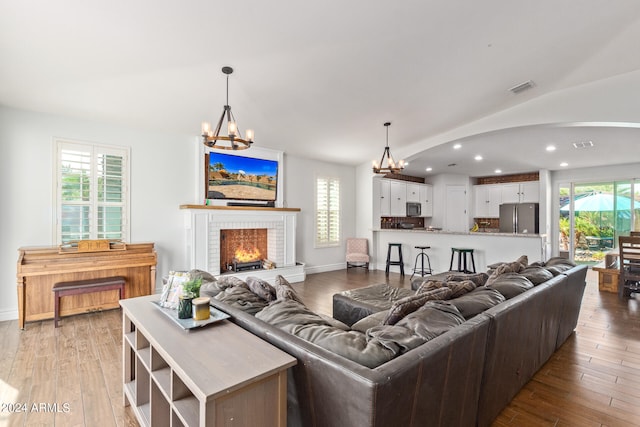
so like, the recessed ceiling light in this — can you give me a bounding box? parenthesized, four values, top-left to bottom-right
(453, 143, 462, 149)
(474, 155, 483, 161)
(546, 145, 556, 152)
(495, 169, 502, 174)
(560, 162, 568, 167)
(425, 167, 433, 172)
(404, 161, 409, 166)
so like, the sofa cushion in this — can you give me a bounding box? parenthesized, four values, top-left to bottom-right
(448, 288, 505, 319)
(273, 274, 305, 304)
(485, 273, 534, 299)
(394, 301, 465, 341)
(256, 299, 401, 368)
(383, 287, 452, 325)
(543, 258, 576, 276)
(520, 266, 554, 285)
(214, 285, 269, 315)
(351, 311, 389, 333)
(246, 276, 277, 302)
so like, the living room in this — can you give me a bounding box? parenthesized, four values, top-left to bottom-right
(2, 2, 640, 426)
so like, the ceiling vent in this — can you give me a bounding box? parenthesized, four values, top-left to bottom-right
(572, 141, 594, 149)
(509, 80, 535, 94)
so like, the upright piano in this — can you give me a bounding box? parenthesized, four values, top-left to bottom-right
(16, 242, 157, 329)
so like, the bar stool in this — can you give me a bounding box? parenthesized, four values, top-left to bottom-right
(449, 248, 476, 273)
(411, 246, 432, 279)
(385, 243, 404, 276)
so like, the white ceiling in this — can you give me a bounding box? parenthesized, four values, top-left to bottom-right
(2, 1, 640, 177)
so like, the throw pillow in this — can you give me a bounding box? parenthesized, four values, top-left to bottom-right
(246, 276, 276, 302)
(416, 280, 447, 294)
(383, 287, 452, 325)
(216, 275, 249, 289)
(273, 274, 305, 305)
(445, 272, 489, 287)
(447, 280, 478, 298)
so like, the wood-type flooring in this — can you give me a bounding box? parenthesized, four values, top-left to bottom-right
(0, 268, 638, 426)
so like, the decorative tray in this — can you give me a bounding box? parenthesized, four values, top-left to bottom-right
(151, 300, 230, 331)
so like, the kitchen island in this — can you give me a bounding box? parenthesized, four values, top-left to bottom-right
(372, 229, 546, 275)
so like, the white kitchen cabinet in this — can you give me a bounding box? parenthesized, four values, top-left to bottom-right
(378, 179, 391, 216)
(473, 184, 502, 218)
(390, 180, 407, 216)
(500, 181, 539, 204)
(420, 184, 433, 217)
(406, 183, 421, 202)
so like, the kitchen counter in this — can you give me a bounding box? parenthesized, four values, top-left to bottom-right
(372, 229, 547, 274)
(374, 228, 543, 238)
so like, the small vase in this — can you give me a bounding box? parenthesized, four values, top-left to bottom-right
(178, 295, 194, 319)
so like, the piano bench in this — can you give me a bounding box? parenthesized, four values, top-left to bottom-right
(52, 276, 126, 327)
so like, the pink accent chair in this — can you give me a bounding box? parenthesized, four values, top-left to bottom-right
(346, 238, 370, 269)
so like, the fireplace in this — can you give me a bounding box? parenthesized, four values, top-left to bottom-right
(220, 228, 268, 273)
(182, 205, 305, 283)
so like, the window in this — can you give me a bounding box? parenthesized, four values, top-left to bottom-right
(316, 176, 340, 247)
(54, 139, 130, 244)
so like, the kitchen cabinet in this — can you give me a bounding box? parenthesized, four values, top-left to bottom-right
(420, 184, 433, 217)
(406, 183, 421, 202)
(473, 184, 502, 218)
(390, 180, 407, 216)
(500, 181, 539, 204)
(378, 179, 391, 216)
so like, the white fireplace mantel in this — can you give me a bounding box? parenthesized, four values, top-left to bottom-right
(181, 205, 305, 283)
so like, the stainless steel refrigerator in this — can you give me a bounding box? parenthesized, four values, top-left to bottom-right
(499, 203, 539, 234)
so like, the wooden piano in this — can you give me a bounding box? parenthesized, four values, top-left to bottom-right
(16, 242, 157, 329)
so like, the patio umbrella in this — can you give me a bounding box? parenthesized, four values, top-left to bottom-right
(560, 192, 632, 212)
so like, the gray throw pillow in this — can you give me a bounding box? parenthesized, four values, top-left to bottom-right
(273, 275, 305, 305)
(246, 276, 276, 302)
(383, 287, 452, 325)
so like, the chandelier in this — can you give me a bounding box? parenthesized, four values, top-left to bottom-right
(201, 66, 254, 150)
(372, 122, 405, 174)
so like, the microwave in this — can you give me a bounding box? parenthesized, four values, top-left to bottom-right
(406, 202, 421, 217)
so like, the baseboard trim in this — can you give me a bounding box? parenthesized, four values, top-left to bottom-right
(0, 308, 18, 322)
(304, 263, 349, 275)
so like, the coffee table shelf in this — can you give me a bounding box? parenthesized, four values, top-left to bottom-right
(120, 295, 296, 427)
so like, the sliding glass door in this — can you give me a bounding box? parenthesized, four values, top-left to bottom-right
(559, 180, 639, 265)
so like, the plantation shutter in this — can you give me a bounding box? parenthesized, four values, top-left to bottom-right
(316, 176, 340, 247)
(56, 141, 129, 244)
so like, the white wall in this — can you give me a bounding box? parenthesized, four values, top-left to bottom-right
(284, 154, 357, 274)
(0, 106, 356, 321)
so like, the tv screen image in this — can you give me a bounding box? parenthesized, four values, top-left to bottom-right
(207, 152, 278, 201)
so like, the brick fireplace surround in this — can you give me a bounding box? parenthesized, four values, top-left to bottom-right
(181, 205, 305, 283)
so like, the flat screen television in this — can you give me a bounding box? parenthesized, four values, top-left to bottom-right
(206, 152, 278, 202)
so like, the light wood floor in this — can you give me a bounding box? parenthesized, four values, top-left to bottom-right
(1, 268, 638, 426)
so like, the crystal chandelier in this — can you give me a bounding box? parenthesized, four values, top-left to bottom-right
(201, 66, 254, 150)
(372, 122, 404, 174)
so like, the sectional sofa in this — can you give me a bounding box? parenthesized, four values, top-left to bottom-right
(197, 257, 587, 427)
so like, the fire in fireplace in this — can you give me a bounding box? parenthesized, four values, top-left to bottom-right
(220, 228, 268, 273)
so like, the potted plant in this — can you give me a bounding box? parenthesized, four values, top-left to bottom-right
(178, 278, 202, 319)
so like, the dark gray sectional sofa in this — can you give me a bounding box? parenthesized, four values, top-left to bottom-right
(199, 258, 588, 427)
